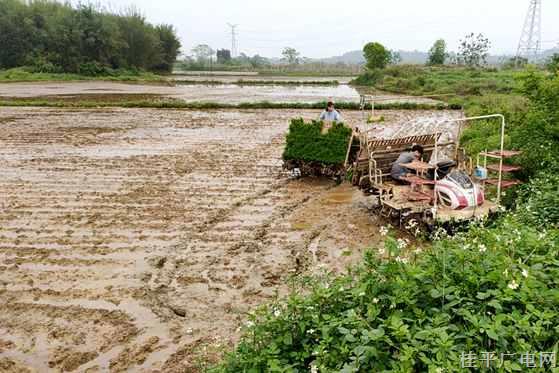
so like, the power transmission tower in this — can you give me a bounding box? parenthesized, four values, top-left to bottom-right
(227, 23, 239, 58)
(516, 0, 542, 62)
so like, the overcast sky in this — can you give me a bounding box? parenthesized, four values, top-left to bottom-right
(98, 0, 559, 58)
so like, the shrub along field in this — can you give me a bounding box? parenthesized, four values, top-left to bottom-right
(351, 65, 520, 97)
(214, 70, 559, 371)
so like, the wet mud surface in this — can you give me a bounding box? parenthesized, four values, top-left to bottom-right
(0, 81, 442, 104)
(0, 107, 462, 371)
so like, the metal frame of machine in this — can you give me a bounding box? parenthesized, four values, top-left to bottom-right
(346, 109, 521, 229)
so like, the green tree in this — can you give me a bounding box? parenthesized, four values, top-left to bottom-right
(458, 33, 491, 67)
(428, 39, 447, 65)
(216, 49, 231, 64)
(390, 50, 402, 65)
(154, 24, 181, 72)
(363, 42, 390, 70)
(281, 47, 300, 65)
(191, 44, 214, 66)
(0, 1, 181, 74)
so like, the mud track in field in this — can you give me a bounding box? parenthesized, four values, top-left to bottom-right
(0, 107, 462, 372)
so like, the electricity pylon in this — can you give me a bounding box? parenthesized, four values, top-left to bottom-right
(516, 0, 542, 62)
(227, 23, 239, 58)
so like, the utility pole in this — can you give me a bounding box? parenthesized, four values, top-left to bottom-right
(227, 23, 239, 58)
(516, 0, 542, 63)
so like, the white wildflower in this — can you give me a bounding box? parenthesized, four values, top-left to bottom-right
(508, 280, 519, 290)
(479, 244, 487, 253)
(395, 256, 409, 264)
(307, 329, 316, 334)
(273, 308, 281, 317)
(397, 238, 408, 250)
(372, 297, 379, 304)
(379, 226, 389, 236)
(522, 269, 529, 278)
(405, 219, 418, 230)
(378, 248, 386, 256)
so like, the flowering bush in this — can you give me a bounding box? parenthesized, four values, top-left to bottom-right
(214, 215, 558, 372)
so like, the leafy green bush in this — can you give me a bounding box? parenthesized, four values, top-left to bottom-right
(350, 69, 383, 86)
(515, 172, 559, 229)
(459, 94, 529, 158)
(283, 119, 352, 165)
(215, 214, 558, 372)
(78, 61, 113, 77)
(546, 54, 559, 74)
(461, 71, 559, 180)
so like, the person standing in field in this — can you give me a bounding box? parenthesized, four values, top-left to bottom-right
(319, 101, 342, 122)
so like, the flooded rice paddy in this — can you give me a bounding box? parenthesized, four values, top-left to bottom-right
(0, 80, 441, 105)
(0, 80, 462, 372)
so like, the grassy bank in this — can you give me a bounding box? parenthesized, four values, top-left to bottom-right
(351, 65, 521, 97)
(0, 68, 167, 83)
(0, 97, 462, 110)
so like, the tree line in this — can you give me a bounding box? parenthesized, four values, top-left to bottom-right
(0, 0, 181, 75)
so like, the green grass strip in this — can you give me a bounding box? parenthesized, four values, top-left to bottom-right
(0, 99, 462, 110)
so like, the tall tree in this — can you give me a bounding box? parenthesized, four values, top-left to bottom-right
(428, 39, 447, 65)
(281, 47, 300, 65)
(458, 33, 491, 67)
(154, 24, 181, 72)
(363, 42, 390, 70)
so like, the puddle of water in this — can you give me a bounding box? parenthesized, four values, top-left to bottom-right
(0, 81, 443, 105)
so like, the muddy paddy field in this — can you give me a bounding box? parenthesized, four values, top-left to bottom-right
(0, 81, 463, 372)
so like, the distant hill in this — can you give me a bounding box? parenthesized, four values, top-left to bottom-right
(318, 47, 559, 65)
(320, 50, 428, 65)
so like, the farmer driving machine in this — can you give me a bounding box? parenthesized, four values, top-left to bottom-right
(345, 113, 522, 231)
